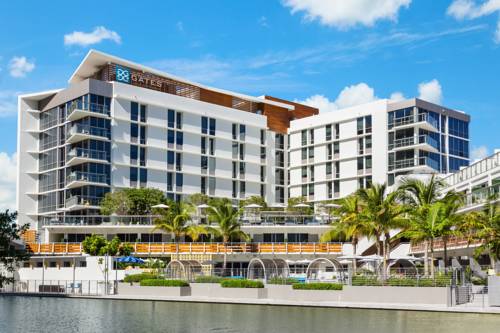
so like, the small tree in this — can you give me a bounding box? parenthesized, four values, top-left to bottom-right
(119, 243, 134, 256)
(239, 196, 267, 209)
(125, 188, 166, 215)
(0, 210, 30, 288)
(82, 234, 109, 256)
(100, 190, 131, 215)
(287, 196, 313, 214)
(187, 193, 209, 206)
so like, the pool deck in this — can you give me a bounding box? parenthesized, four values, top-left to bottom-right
(3, 292, 500, 314)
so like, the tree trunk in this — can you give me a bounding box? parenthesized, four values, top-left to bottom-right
(352, 238, 358, 276)
(430, 239, 435, 278)
(443, 237, 448, 273)
(424, 240, 429, 277)
(490, 254, 496, 272)
(382, 237, 387, 280)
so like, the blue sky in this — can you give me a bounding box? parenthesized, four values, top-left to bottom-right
(0, 0, 499, 208)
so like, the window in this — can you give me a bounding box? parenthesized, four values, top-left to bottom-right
(176, 173, 183, 188)
(365, 116, 372, 133)
(260, 130, 266, 145)
(201, 156, 208, 172)
(209, 157, 216, 175)
(260, 184, 266, 198)
(358, 138, 364, 154)
(140, 168, 147, 184)
(209, 177, 216, 195)
(260, 166, 265, 182)
(302, 184, 307, 196)
(176, 153, 182, 171)
(333, 142, 339, 155)
(327, 144, 332, 160)
(240, 124, 246, 141)
(327, 182, 333, 198)
(301, 148, 307, 160)
(140, 105, 147, 123)
(365, 155, 372, 170)
(326, 162, 332, 175)
(167, 151, 175, 167)
(335, 123, 340, 139)
(309, 166, 314, 181)
(168, 110, 176, 128)
(140, 147, 146, 166)
(308, 147, 314, 159)
(201, 137, 207, 154)
(176, 132, 183, 147)
(167, 130, 175, 145)
(176, 113, 182, 129)
(239, 162, 246, 177)
(302, 166, 307, 179)
(335, 162, 340, 178)
(209, 118, 216, 135)
(167, 172, 173, 191)
(357, 157, 364, 170)
(139, 126, 146, 144)
(232, 124, 237, 140)
(240, 181, 246, 197)
(309, 129, 314, 144)
(209, 138, 215, 155)
(130, 167, 138, 182)
(326, 125, 332, 141)
(130, 123, 138, 141)
(366, 135, 372, 149)
(130, 145, 138, 163)
(201, 176, 207, 194)
(232, 142, 238, 159)
(239, 143, 245, 160)
(301, 130, 307, 146)
(232, 181, 237, 198)
(448, 137, 469, 158)
(131, 102, 138, 121)
(260, 147, 266, 160)
(357, 117, 364, 135)
(232, 162, 237, 178)
(201, 116, 208, 134)
(334, 180, 340, 195)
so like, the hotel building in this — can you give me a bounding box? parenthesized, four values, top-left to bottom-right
(16, 50, 471, 266)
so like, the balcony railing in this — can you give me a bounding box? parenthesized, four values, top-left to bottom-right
(67, 124, 110, 140)
(66, 172, 108, 186)
(65, 196, 101, 208)
(461, 184, 500, 209)
(444, 151, 500, 186)
(410, 236, 483, 254)
(67, 101, 110, 117)
(388, 135, 439, 151)
(26, 242, 343, 255)
(389, 156, 438, 171)
(67, 148, 109, 162)
(389, 113, 436, 129)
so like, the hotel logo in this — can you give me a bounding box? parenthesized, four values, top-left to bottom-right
(116, 66, 131, 84)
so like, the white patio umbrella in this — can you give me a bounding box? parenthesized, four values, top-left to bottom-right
(389, 255, 423, 261)
(197, 204, 210, 209)
(244, 203, 262, 209)
(324, 203, 341, 208)
(338, 255, 366, 260)
(360, 254, 383, 262)
(152, 203, 169, 209)
(293, 203, 310, 208)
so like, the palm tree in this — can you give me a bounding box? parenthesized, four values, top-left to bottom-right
(400, 202, 445, 277)
(153, 202, 207, 255)
(459, 198, 500, 271)
(320, 195, 368, 275)
(207, 202, 249, 269)
(356, 183, 407, 277)
(436, 194, 463, 270)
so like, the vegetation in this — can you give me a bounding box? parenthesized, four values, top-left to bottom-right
(140, 279, 189, 287)
(292, 282, 343, 290)
(0, 210, 30, 288)
(100, 188, 166, 215)
(287, 196, 313, 214)
(124, 273, 159, 283)
(81, 235, 128, 256)
(239, 196, 267, 209)
(267, 277, 301, 285)
(220, 279, 264, 288)
(207, 201, 248, 268)
(193, 276, 223, 283)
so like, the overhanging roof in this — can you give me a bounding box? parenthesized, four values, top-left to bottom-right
(69, 49, 295, 110)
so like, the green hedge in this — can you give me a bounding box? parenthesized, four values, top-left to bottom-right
(351, 276, 382, 286)
(124, 273, 158, 283)
(351, 276, 450, 287)
(267, 277, 300, 285)
(194, 276, 223, 283)
(292, 283, 343, 290)
(220, 279, 264, 288)
(140, 279, 189, 287)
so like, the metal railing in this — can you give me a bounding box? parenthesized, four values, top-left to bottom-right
(41, 215, 160, 226)
(66, 171, 108, 185)
(388, 156, 438, 171)
(65, 196, 101, 208)
(461, 184, 500, 209)
(410, 236, 483, 253)
(68, 101, 110, 117)
(388, 135, 439, 150)
(26, 242, 343, 255)
(389, 113, 436, 129)
(444, 151, 500, 186)
(67, 148, 109, 162)
(5, 280, 115, 296)
(67, 124, 110, 139)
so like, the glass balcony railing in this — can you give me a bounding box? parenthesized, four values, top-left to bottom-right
(444, 151, 500, 186)
(66, 171, 108, 185)
(67, 148, 109, 162)
(67, 124, 110, 139)
(389, 156, 439, 171)
(389, 135, 440, 150)
(462, 184, 500, 208)
(388, 113, 437, 130)
(64, 195, 101, 208)
(67, 101, 110, 117)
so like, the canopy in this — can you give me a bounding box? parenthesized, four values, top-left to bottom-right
(152, 204, 169, 209)
(269, 203, 286, 208)
(244, 203, 262, 208)
(324, 203, 341, 208)
(293, 203, 310, 208)
(338, 255, 365, 260)
(116, 256, 145, 264)
(197, 204, 210, 209)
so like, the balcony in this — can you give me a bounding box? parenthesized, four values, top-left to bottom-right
(41, 215, 159, 226)
(66, 101, 110, 122)
(389, 113, 438, 132)
(388, 135, 439, 153)
(388, 157, 439, 172)
(66, 148, 110, 167)
(66, 171, 109, 189)
(63, 195, 101, 210)
(458, 184, 500, 213)
(66, 124, 110, 144)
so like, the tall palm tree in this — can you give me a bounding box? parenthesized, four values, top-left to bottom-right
(320, 195, 368, 275)
(400, 202, 445, 277)
(207, 202, 249, 269)
(153, 202, 207, 255)
(436, 194, 463, 270)
(356, 183, 407, 277)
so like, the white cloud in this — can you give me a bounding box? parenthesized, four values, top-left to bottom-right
(495, 20, 500, 43)
(447, 0, 500, 19)
(298, 82, 378, 112)
(389, 91, 406, 102)
(335, 83, 378, 108)
(447, 0, 500, 43)
(418, 79, 442, 104)
(0, 152, 17, 211)
(471, 145, 490, 160)
(8, 56, 35, 78)
(282, 0, 411, 29)
(64, 26, 121, 47)
(0, 91, 18, 117)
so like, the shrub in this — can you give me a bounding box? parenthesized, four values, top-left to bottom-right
(267, 277, 300, 285)
(292, 283, 343, 290)
(220, 279, 264, 288)
(418, 277, 450, 287)
(386, 277, 417, 287)
(194, 276, 223, 283)
(140, 279, 189, 287)
(351, 276, 382, 286)
(471, 276, 487, 286)
(124, 273, 158, 283)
